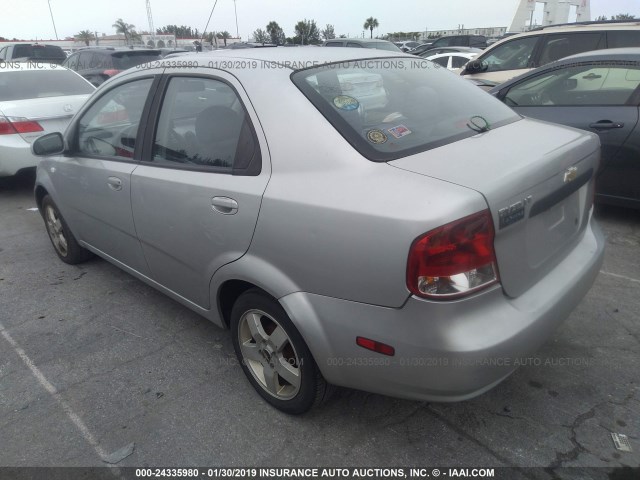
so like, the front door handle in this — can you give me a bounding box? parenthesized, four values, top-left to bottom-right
(107, 176, 123, 191)
(589, 120, 624, 130)
(211, 196, 238, 215)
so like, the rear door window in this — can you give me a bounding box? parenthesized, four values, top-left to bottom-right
(607, 30, 640, 48)
(538, 32, 604, 65)
(452, 55, 471, 69)
(151, 76, 258, 172)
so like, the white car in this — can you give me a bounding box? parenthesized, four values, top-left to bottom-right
(425, 52, 478, 72)
(0, 63, 94, 177)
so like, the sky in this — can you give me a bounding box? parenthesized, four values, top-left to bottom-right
(2, 0, 638, 41)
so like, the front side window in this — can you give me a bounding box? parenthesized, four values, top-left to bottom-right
(430, 56, 449, 68)
(504, 63, 640, 106)
(478, 36, 538, 72)
(452, 55, 471, 69)
(152, 76, 257, 172)
(77, 78, 153, 158)
(293, 58, 520, 161)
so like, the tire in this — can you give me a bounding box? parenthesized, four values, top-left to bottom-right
(41, 195, 93, 264)
(230, 289, 332, 414)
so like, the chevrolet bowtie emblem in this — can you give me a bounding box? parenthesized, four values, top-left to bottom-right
(564, 166, 578, 183)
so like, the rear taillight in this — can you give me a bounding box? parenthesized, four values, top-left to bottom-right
(103, 69, 122, 77)
(407, 210, 499, 299)
(0, 116, 44, 135)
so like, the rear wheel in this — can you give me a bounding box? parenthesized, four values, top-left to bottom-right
(41, 195, 92, 264)
(230, 289, 331, 414)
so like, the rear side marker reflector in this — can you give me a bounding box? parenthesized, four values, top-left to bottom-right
(356, 336, 395, 356)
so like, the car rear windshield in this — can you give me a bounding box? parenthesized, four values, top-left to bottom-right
(13, 45, 66, 61)
(291, 58, 520, 161)
(112, 51, 162, 70)
(0, 69, 94, 101)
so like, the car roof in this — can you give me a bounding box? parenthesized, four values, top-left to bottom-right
(168, 46, 407, 67)
(487, 21, 640, 51)
(325, 38, 395, 44)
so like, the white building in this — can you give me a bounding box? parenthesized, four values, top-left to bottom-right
(509, 0, 591, 32)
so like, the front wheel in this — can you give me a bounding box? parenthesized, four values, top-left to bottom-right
(41, 195, 92, 264)
(230, 289, 332, 414)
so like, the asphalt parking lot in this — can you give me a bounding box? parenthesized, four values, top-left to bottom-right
(0, 171, 639, 476)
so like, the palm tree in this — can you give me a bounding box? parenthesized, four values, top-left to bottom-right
(76, 30, 95, 46)
(216, 31, 231, 46)
(112, 18, 136, 45)
(363, 17, 379, 39)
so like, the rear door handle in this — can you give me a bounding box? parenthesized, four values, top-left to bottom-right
(589, 121, 624, 130)
(107, 176, 123, 191)
(211, 196, 238, 215)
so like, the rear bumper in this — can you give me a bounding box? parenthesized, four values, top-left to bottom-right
(0, 136, 38, 177)
(280, 213, 604, 402)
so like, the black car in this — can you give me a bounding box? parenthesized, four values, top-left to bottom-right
(62, 48, 162, 86)
(489, 48, 640, 209)
(420, 35, 487, 54)
(0, 43, 66, 64)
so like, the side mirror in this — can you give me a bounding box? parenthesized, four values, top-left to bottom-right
(462, 59, 486, 75)
(32, 132, 65, 156)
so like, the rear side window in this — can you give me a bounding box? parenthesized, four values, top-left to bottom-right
(112, 52, 162, 70)
(478, 36, 538, 72)
(12, 45, 65, 62)
(538, 33, 604, 65)
(347, 42, 364, 48)
(292, 59, 520, 161)
(152, 76, 258, 173)
(0, 69, 94, 101)
(607, 31, 640, 48)
(452, 56, 471, 68)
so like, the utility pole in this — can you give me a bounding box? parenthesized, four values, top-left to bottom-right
(146, 0, 156, 46)
(234, 0, 239, 39)
(48, 0, 59, 40)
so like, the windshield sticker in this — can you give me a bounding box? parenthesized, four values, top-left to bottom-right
(333, 95, 360, 111)
(387, 124, 412, 139)
(366, 129, 388, 145)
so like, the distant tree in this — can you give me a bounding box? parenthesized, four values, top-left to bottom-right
(613, 13, 636, 20)
(76, 30, 95, 46)
(157, 25, 199, 38)
(113, 18, 136, 45)
(294, 19, 320, 45)
(339, 34, 347, 39)
(216, 31, 231, 46)
(253, 28, 269, 45)
(266, 21, 285, 45)
(321, 24, 336, 40)
(364, 17, 379, 39)
(594, 15, 608, 21)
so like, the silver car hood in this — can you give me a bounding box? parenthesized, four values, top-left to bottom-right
(389, 118, 600, 298)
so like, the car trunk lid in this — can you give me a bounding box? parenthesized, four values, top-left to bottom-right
(389, 118, 600, 298)
(0, 94, 89, 143)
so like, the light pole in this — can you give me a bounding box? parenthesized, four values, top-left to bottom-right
(48, 0, 59, 40)
(234, 0, 239, 39)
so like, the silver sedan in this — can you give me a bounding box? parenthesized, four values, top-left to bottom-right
(0, 63, 94, 177)
(32, 48, 605, 414)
